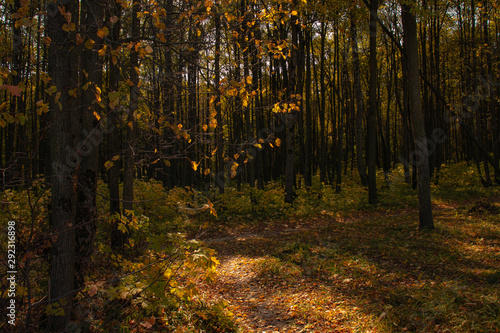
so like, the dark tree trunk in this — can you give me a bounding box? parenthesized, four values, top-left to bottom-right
(350, 12, 368, 187)
(402, 1, 434, 230)
(109, 0, 124, 251)
(75, 0, 104, 288)
(46, 0, 80, 330)
(367, 0, 379, 204)
(285, 5, 300, 203)
(123, 0, 140, 220)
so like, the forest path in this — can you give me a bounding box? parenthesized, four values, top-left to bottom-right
(198, 215, 348, 332)
(196, 198, 499, 332)
(197, 207, 428, 333)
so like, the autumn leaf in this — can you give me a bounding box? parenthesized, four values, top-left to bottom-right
(85, 39, 95, 49)
(157, 33, 167, 43)
(104, 161, 114, 170)
(88, 284, 98, 297)
(97, 27, 109, 39)
(141, 317, 155, 329)
(191, 160, 200, 171)
(1, 85, 22, 97)
(98, 45, 107, 57)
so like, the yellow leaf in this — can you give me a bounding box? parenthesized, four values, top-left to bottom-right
(202, 124, 208, 132)
(104, 161, 114, 170)
(97, 27, 109, 39)
(93, 111, 101, 121)
(145, 45, 153, 54)
(291, 10, 298, 16)
(85, 39, 95, 49)
(191, 160, 200, 171)
(112, 155, 120, 161)
(98, 45, 107, 56)
(246, 76, 252, 85)
(197, 29, 201, 37)
(253, 143, 262, 149)
(204, 168, 210, 175)
(275, 138, 281, 147)
(155, 21, 166, 29)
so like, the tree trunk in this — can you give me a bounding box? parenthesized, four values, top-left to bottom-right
(402, 1, 434, 230)
(46, 0, 79, 330)
(109, 0, 124, 251)
(75, 0, 104, 288)
(350, 12, 368, 187)
(284, 5, 300, 203)
(123, 0, 140, 221)
(367, 0, 379, 204)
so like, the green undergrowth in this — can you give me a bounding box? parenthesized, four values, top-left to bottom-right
(1, 161, 498, 331)
(200, 161, 500, 227)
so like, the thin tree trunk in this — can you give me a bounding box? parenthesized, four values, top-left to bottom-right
(123, 0, 140, 220)
(367, 0, 379, 204)
(285, 5, 300, 203)
(350, 12, 368, 187)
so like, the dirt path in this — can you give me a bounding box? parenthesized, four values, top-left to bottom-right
(197, 215, 381, 333)
(197, 200, 500, 332)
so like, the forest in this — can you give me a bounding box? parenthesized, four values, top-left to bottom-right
(1, 0, 500, 331)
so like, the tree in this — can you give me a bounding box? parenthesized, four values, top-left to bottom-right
(402, 0, 434, 230)
(350, 10, 368, 187)
(367, 0, 379, 204)
(46, 0, 80, 329)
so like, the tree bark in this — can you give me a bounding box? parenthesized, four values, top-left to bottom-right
(75, 0, 104, 288)
(402, 1, 434, 229)
(350, 12, 368, 187)
(46, 0, 79, 330)
(367, 0, 379, 204)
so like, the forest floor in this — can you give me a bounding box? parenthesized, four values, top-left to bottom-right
(198, 197, 500, 332)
